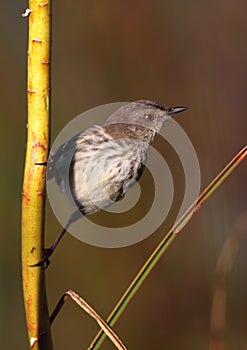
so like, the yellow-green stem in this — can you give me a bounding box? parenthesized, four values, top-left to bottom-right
(21, 1, 53, 349)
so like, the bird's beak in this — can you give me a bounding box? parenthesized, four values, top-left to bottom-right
(166, 106, 188, 115)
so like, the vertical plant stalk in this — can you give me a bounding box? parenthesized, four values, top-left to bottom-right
(209, 210, 247, 350)
(21, 1, 53, 349)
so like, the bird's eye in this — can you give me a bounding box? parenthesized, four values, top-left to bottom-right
(144, 114, 154, 121)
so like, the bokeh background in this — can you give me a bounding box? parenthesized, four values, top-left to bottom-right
(1, 1, 247, 349)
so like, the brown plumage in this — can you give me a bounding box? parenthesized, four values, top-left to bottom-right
(33, 100, 187, 266)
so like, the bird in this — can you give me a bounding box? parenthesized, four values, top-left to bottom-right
(32, 100, 187, 267)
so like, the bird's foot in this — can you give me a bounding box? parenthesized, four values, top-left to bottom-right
(30, 248, 53, 269)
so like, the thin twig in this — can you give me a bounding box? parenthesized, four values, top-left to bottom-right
(89, 146, 247, 349)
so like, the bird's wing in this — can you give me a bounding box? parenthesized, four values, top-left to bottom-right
(47, 125, 104, 190)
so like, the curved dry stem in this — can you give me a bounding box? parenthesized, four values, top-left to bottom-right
(50, 290, 127, 350)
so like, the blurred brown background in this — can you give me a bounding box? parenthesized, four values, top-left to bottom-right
(1, 1, 247, 349)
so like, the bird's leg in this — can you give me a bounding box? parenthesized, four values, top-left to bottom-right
(30, 210, 82, 268)
(30, 226, 68, 268)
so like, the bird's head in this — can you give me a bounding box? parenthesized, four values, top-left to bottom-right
(104, 100, 187, 140)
